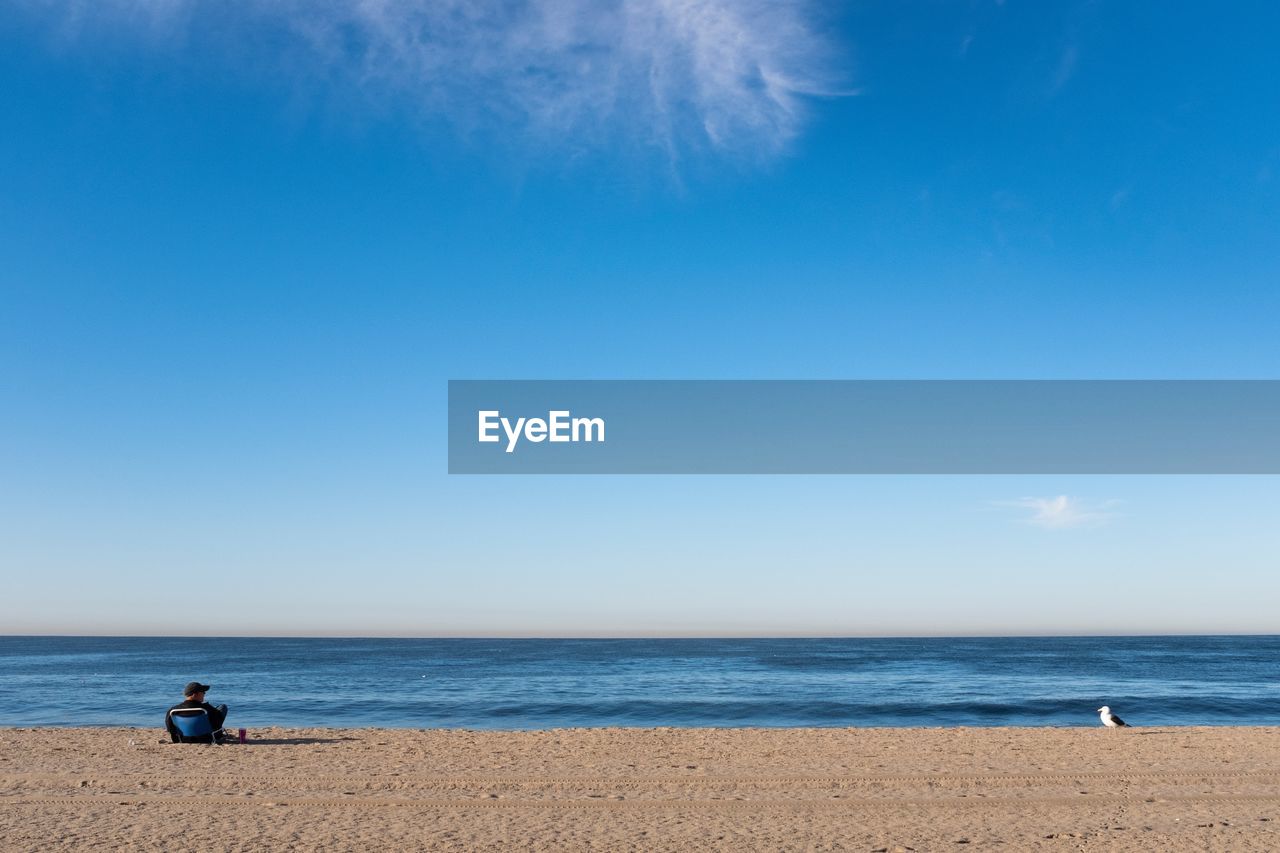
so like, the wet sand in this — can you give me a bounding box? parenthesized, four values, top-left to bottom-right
(3, 725, 1279, 850)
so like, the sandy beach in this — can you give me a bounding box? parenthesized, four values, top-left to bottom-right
(2, 726, 1279, 850)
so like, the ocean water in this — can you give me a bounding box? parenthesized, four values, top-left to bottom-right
(1, 635, 1278, 729)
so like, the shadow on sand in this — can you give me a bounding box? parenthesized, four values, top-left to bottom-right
(239, 736, 361, 746)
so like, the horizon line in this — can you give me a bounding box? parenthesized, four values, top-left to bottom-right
(4, 631, 1278, 640)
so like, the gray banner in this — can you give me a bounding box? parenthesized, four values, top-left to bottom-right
(447, 380, 1280, 474)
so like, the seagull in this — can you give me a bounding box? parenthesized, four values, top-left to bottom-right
(1097, 706, 1128, 728)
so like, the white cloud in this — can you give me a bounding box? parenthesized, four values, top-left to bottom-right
(17, 0, 843, 161)
(998, 495, 1119, 530)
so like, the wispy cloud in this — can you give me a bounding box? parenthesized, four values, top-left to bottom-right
(996, 495, 1119, 530)
(17, 0, 844, 162)
(1048, 43, 1078, 95)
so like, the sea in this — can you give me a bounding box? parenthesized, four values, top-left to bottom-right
(1, 635, 1278, 729)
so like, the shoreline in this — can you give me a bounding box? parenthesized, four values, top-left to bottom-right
(5, 722, 1280, 731)
(4, 725, 1279, 849)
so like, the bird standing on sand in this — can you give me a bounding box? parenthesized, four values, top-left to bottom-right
(1097, 705, 1128, 728)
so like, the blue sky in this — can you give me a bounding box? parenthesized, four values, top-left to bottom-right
(2, 1, 1278, 635)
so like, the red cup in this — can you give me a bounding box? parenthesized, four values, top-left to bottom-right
(238, 728, 247, 744)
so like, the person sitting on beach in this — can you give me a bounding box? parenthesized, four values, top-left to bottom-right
(165, 681, 229, 744)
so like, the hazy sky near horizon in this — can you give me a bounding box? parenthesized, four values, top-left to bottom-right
(2, 1, 1279, 636)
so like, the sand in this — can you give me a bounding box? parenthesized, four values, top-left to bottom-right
(3, 725, 1279, 851)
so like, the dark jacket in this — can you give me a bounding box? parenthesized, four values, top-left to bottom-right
(165, 699, 228, 743)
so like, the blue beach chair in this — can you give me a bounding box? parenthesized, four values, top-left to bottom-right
(168, 707, 224, 744)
